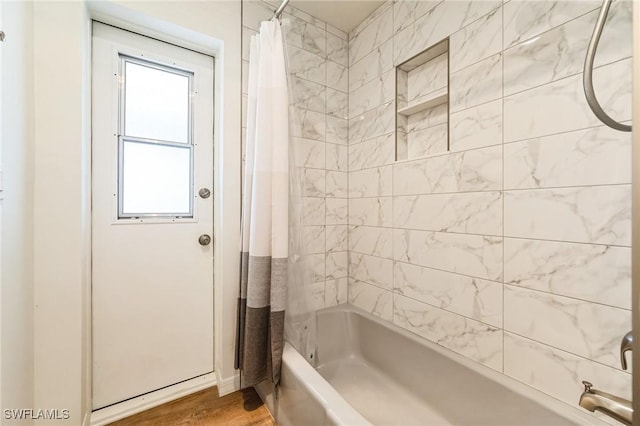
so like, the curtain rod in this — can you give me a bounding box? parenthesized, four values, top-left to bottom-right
(272, 0, 290, 19)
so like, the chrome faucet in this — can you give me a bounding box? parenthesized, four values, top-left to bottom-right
(620, 331, 632, 370)
(579, 381, 632, 425)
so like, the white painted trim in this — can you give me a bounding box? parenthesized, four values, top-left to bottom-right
(90, 373, 217, 426)
(215, 371, 240, 397)
(87, 2, 224, 57)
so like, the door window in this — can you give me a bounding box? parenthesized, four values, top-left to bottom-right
(118, 56, 194, 218)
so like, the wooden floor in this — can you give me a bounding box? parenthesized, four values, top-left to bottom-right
(109, 386, 275, 426)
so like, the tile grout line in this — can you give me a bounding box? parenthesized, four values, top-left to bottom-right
(501, 282, 632, 313)
(322, 25, 328, 309)
(504, 329, 633, 375)
(452, 4, 600, 82)
(503, 2, 601, 53)
(340, 222, 632, 249)
(501, 0, 506, 375)
(354, 251, 630, 310)
(391, 1, 395, 321)
(414, 50, 633, 121)
(355, 278, 502, 329)
(345, 6, 395, 318)
(349, 184, 631, 199)
(502, 55, 632, 101)
(346, 22, 351, 307)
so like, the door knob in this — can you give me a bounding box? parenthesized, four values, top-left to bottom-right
(199, 188, 211, 199)
(198, 234, 212, 246)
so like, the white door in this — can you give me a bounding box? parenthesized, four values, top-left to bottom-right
(91, 22, 214, 410)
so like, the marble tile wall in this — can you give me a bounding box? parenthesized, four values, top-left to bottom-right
(347, 0, 633, 420)
(243, 0, 632, 420)
(242, 1, 349, 310)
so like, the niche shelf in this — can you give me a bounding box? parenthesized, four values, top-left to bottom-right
(396, 38, 449, 161)
(397, 87, 448, 116)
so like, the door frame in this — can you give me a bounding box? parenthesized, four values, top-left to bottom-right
(86, 3, 242, 420)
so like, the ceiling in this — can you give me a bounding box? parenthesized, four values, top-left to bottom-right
(289, 0, 385, 33)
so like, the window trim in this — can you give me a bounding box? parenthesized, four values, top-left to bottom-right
(117, 54, 195, 219)
(117, 137, 194, 218)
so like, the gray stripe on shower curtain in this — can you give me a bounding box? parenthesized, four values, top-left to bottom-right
(237, 255, 287, 385)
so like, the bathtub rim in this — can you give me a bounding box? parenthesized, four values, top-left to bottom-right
(281, 342, 372, 425)
(256, 338, 372, 425)
(315, 304, 611, 426)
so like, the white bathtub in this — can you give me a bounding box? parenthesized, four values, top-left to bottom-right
(256, 305, 604, 425)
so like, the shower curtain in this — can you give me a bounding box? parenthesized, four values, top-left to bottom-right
(236, 20, 290, 387)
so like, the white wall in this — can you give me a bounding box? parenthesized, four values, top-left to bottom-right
(32, 3, 91, 423)
(31, 1, 241, 423)
(1, 1, 35, 424)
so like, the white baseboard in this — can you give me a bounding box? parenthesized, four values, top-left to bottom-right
(216, 371, 240, 396)
(90, 373, 217, 426)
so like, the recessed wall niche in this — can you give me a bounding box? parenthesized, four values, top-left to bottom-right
(396, 39, 449, 161)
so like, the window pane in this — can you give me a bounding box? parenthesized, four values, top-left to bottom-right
(124, 61, 190, 143)
(121, 141, 192, 216)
